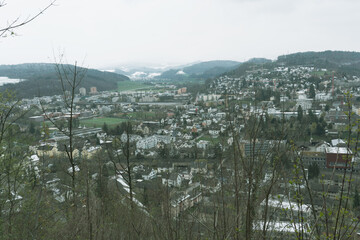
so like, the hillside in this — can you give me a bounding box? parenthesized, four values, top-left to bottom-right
(247, 58, 272, 64)
(157, 60, 241, 81)
(277, 51, 360, 68)
(182, 60, 241, 75)
(0, 63, 129, 98)
(223, 51, 360, 78)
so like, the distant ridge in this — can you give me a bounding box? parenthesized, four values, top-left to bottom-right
(246, 58, 272, 64)
(277, 50, 360, 67)
(222, 50, 360, 78)
(0, 63, 129, 98)
(157, 60, 241, 80)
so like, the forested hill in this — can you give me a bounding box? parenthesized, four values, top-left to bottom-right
(277, 51, 360, 67)
(182, 60, 241, 74)
(157, 60, 241, 80)
(0, 63, 129, 98)
(223, 51, 360, 78)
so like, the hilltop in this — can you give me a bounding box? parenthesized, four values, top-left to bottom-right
(277, 51, 360, 67)
(157, 60, 241, 81)
(0, 63, 129, 98)
(223, 51, 360, 78)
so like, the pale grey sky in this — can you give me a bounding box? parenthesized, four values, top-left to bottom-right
(0, 0, 359, 69)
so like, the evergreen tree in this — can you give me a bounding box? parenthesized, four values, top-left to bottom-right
(309, 84, 316, 98)
(325, 104, 330, 112)
(297, 105, 303, 122)
(29, 122, 35, 134)
(308, 162, 320, 179)
(354, 188, 360, 209)
(102, 122, 109, 133)
(315, 123, 325, 136)
(158, 144, 169, 159)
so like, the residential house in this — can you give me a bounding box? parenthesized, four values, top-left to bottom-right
(209, 130, 220, 138)
(162, 173, 182, 187)
(197, 140, 209, 150)
(142, 169, 158, 180)
(190, 161, 207, 174)
(170, 187, 202, 217)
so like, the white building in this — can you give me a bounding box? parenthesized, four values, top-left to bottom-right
(142, 169, 158, 180)
(136, 135, 173, 149)
(197, 140, 209, 150)
(79, 87, 86, 96)
(296, 99, 312, 111)
(315, 92, 332, 101)
(162, 173, 182, 187)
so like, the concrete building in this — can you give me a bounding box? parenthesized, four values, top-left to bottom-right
(90, 87, 98, 94)
(177, 87, 187, 94)
(302, 151, 326, 168)
(326, 147, 353, 169)
(79, 87, 86, 96)
(296, 99, 312, 111)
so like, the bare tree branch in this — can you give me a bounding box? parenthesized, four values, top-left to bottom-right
(0, 0, 57, 38)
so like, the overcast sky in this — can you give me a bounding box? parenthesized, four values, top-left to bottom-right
(0, 0, 359, 69)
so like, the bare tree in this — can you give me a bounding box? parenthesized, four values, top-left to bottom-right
(0, 0, 56, 38)
(107, 122, 147, 238)
(39, 58, 86, 236)
(108, 122, 135, 208)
